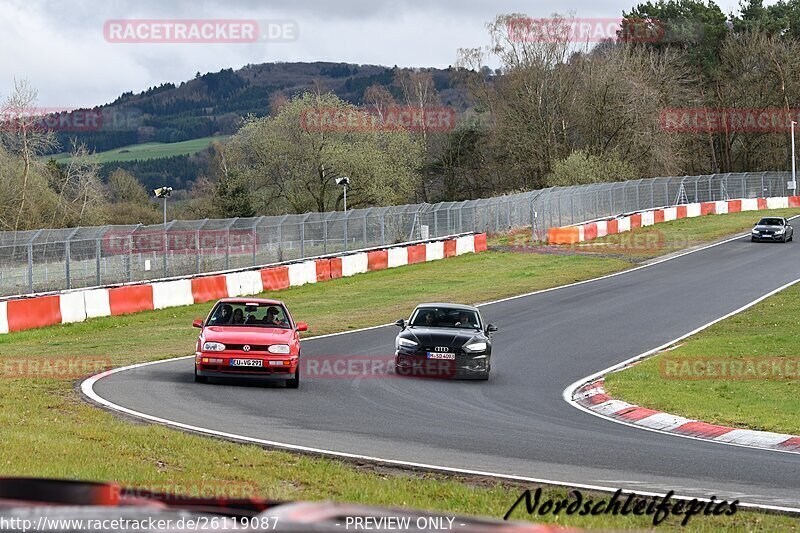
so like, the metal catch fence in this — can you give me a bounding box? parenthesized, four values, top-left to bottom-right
(0, 171, 792, 297)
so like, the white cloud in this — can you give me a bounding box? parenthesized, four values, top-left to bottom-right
(0, 0, 733, 107)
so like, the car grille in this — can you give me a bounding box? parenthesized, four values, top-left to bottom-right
(224, 344, 270, 352)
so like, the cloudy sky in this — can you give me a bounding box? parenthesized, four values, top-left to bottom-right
(1, 0, 744, 108)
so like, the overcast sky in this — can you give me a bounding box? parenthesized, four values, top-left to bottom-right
(1, 0, 745, 108)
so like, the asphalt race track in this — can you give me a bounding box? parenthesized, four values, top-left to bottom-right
(90, 235, 800, 508)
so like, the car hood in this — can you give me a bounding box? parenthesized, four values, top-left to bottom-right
(402, 326, 484, 347)
(203, 326, 294, 344)
(754, 224, 784, 231)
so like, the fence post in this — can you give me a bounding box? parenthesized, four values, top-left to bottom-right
(363, 212, 368, 247)
(300, 214, 308, 258)
(96, 238, 102, 286)
(570, 193, 575, 224)
(380, 214, 386, 245)
(129, 224, 140, 283)
(323, 216, 329, 254)
(27, 242, 33, 293)
(276, 215, 288, 262)
(225, 222, 234, 271)
(343, 213, 348, 252)
(195, 220, 206, 275)
(128, 233, 133, 282)
(162, 225, 167, 278)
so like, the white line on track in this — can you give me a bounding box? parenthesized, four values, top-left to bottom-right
(82, 222, 800, 513)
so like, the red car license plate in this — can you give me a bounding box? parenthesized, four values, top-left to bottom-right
(230, 359, 263, 367)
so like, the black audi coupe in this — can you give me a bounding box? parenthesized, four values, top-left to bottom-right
(394, 303, 497, 380)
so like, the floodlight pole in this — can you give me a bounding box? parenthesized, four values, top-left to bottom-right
(792, 121, 797, 191)
(163, 196, 168, 226)
(343, 184, 347, 213)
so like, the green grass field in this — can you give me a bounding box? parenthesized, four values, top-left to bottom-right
(2, 211, 800, 530)
(49, 136, 229, 164)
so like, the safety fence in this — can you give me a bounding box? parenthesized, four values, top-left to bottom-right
(0, 171, 793, 297)
(548, 196, 800, 244)
(0, 234, 487, 334)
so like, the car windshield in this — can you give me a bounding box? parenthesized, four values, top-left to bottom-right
(207, 302, 291, 328)
(758, 218, 784, 226)
(410, 307, 481, 329)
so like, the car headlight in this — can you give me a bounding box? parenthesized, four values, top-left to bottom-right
(776, 228, 785, 234)
(751, 229, 759, 234)
(203, 342, 226, 352)
(464, 341, 487, 353)
(397, 337, 418, 347)
(268, 344, 291, 354)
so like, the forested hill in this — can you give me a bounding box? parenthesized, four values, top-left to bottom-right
(49, 62, 469, 154)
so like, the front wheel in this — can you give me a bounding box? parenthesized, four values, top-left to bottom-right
(286, 368, 300, 389)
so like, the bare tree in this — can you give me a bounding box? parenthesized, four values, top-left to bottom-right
(0, 79, 58, 230)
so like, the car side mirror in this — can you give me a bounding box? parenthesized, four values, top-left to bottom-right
(296, 322, 308, 332)
(395, 319, 406, 328)
(486, 324, 498, 334)
(192, 319, 204, 328)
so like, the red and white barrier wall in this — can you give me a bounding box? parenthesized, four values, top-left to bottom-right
(0, 233, 488, 335)
(547, 196, 800, 244)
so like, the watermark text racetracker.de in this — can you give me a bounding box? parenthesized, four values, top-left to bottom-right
(301, 355, 457, 379)
(0, 515, 280, 532)
(103, 228, 258, 255)
(118, 479, 258, 501)
(300, 107, 456, 133)
(662, 108, 800, 133)
(0, 107, 142, 133)
(503, 229, 686, 255)
(505, 487, 737, 527)
(0, 356, 111, 380)
(661, 356, 800, 380)
(104, 19, 298, 43)
(507, 17, 666, 43)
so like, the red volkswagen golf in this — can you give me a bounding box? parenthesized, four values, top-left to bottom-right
(193, 298, 307, 388)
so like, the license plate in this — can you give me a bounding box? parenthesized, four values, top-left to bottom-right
(427, 352, 455, 360)
(230, 359, 263, 367)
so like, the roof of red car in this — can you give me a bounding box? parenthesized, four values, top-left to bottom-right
(217, 297, 285, 305)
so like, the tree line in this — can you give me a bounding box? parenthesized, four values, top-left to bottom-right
(1, 0, 799, 230)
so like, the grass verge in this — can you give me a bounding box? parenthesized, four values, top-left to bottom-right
(1, 211, 799, 530)
(605, 280, 800, 436)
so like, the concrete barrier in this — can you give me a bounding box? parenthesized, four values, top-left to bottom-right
(152, 279, 194, 310)
(84, 289, 112, 318)
(59, 291, 87, 324)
